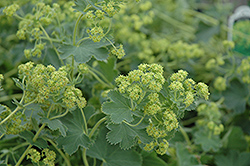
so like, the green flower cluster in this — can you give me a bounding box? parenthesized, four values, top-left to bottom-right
(196, 102, 224, 135)
(115, 63, 165, 102)
(214, 76, 227, 91)
(169, 70, 209, 106)
(0, 105, 32, 135)
(18, 62, 87, 111)
(237, 57, 250, 84)
(27, 148, 56, 166)
(168, 40, 204, 60)
(3, 4, 19, 17)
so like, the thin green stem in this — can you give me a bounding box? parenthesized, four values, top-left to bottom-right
(82, 148, 89, 166)
(50, 109, 69, 120)
(47, 138, 71, 166)
(12, 142, 29, 151)
(0, 134, 4, 139)
(88, 70, 112, 88)
(93, 158, 96, 166)
(181, 116, 200, 126)
(80, 107, 88, 135)
(4, 68, 17, 78)
(39, 23, 64, 65)
(73, 14, 83, 46)
(88, 66, 114, 88)
(179, 126, 192, 147)
(89, 117, 107, 138)
(15, 144, 32, 166)
(76, 37, 90, 46)
(0, 106, 21, 125)
(15, 123, 47, 165)
(123, 116, 144, 127)
(39, 36, 62, 43)
(0, 94, 23, 103)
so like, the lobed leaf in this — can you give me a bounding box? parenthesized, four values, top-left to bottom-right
(87, 127, 142, 166)
(106, 121, 152, 150)
(102, 90, 133, 124)
(41, 118, 67, 137)
(60, 39, 110, 63)
(56, 109, 91, 155)
(19, 130, 48, 149)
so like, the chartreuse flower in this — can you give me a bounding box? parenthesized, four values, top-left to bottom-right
(17, 62, 87, 112)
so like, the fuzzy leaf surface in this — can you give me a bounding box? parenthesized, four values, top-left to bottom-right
(223, 79, 248, 114)
(56, 110, 91, 155)
(141, 151, 167, 166)
(41, 118, 67, 137)
(194, 129, 222, 152)
(102, 90, 133, 124)
(215, 150, 250, 166)
(60, 39, 110, 63)
(19, 130, 48, 149)
(106, 121, 152, 149)
(176, 142, 200, 166)
(222, 126, 248, 151)
(87, 127, 142, 166)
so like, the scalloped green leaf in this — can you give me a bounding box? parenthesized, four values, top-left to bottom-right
(60, 39, 110, 63)
(194, 129, 222, 152)
(41, 118, 67, 137)
(56, 110, 91, 155)
(87, 127, 142, 166)
(102, 90, 133, 124)
(215, 150, 250, 166)
(19, 130, 48, 149)
(106, 121, 152, 150)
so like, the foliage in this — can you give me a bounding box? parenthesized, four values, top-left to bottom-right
(0, 0, 250, 165)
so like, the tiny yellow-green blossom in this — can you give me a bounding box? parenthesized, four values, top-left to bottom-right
(3, 4, 19, 17)
(196, 82, 210, 100)
(27, 148, 41, 164)
(214, 76, 227, 91)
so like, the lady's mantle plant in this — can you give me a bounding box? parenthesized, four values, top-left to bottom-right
(103, 64, 209, 155)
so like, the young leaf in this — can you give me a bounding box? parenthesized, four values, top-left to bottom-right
(106, 121, 152, 150)
(60, 39, 110, 63)
(176, 142, 200, 166)
(56, 110, 91, 155)
(102, 90, 133, 124)
(141, 151, 167, 166)
(194, 129, 222, 152)
(12, 78, 24, 90)
(223, 79, 248, 114)
(215, 150, 250, 166)
(87, 127, 142, 166)
(222, 126, 248, 151)
(19, 130, 48, 149)
(96, 57, 119, 82)
(41, 118, 67, 137)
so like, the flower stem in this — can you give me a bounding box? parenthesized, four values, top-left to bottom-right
(80, 107, 88, 135)
(89, 117, 107, 138)
(73, 14, 83, 46)
(179, 126, 192, 147)
(47, 138, 71, 166)
(82, 148, 89, 166)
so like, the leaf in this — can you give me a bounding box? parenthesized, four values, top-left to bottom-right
(0, 105, 7, 114)
(223, 79, 248, 114)
(84, 105, 96, 122)
(102, 90, 133, 124)
(87, 127, 142, 166)
(96, 56, 119, 82)
(19, 130, 48, 149)
(106, 121, 152, 150)
(194, 129, 222, 152)
(141, 151, 167, 166)
(56, 110, 91, 155)
(176, 142, 200, 166)
(12, 78, 24, 90)
(41, 118, 67, 137)
(60, 39, 110, 63)
(222, 126, 248, 151)
(215, 150, 250, 166)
